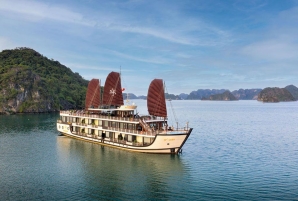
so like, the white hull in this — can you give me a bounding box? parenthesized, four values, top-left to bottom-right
(57, 122, 192, 154)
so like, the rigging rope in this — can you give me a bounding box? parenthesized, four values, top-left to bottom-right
(164, 83, 178, 125)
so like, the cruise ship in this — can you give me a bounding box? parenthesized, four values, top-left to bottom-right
(57, 72, 193, 154)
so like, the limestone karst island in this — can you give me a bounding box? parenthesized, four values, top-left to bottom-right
(1, 48, 298, 114)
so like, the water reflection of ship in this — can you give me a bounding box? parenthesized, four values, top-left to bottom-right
(56, 136, 187, 199)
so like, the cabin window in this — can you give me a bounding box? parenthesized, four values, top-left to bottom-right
(128, 135, 132, 142)
(122, 123, 127, 129)
(98, 130, 102, 136)
(115, 122, 120, 128)
(98, 120, 102, 126)
(127, 135, 136, 142)
(111, 121, 116, 128)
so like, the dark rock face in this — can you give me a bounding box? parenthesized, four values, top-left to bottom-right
(257, 87, 296, 102)
(202, 91, 238, 101)
(0, 47, 88, 114)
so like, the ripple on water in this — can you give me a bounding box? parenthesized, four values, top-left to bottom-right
(1, 102, 298, 200)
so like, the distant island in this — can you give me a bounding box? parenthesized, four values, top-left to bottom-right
(186, 88, 262, 100)
(201, 91, 238, 101)
(257, 87, 296, 102)
(1, 47, 298, 114)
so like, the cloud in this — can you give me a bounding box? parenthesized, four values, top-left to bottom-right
(240, 6, 298, 62)
(65, 63, 115, 71)
(0, 0, 231, 47)
(0, 0, 96, 26)
(241, 40, 298, 61)
(108, 50, 172, 65)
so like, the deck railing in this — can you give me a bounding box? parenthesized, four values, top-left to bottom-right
(59, 110, 166, 122)
(70, 131, 151, 147)
(60, 110, 139, 122)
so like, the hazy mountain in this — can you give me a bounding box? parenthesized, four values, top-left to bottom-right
(285, 85, 298, 100)
(122, 93, 138, 99)
(202, 91, 238, 101)
(232, 89, 262, 100)
(179, 93, 188, 100)
(187, 89, 227, 100)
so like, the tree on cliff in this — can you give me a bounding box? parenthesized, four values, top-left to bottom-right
(0, 47, 88, 114)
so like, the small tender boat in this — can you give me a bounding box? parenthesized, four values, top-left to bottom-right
(57, 71, 192, 154)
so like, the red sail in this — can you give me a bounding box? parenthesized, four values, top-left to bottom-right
(147, 79, 167, 117)
(103, 72, 123, 106)
(85, 79, 101, 109)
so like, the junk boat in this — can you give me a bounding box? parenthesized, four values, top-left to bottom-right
(57, 71, 193, 154)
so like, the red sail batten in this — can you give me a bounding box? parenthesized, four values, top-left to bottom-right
(85, 79, 101, 109)
(147, 79, 167, 117)
(103, 72, 124, 107)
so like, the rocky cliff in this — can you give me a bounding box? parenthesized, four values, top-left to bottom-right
(0, 48, 88, 114)
(257, 87, 296, 102)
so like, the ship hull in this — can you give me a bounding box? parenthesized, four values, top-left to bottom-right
(57, 123, 192, 154)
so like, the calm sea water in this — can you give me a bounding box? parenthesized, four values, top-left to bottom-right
(0, 100, 298, 200)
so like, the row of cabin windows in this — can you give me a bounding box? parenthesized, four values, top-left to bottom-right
(103, 121, 136, 130)
(72, 127, 151, 143)
(69, 125, 154, 144)
(61, 117, 136, 129)
(61, 116, 103, 126)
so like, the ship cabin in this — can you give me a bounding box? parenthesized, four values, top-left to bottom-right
(58, 107, 169, 146)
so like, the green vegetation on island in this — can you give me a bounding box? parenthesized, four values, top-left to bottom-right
(1, 48, 298, 114)
(0, 47, 88, 114)
(257, 87, 296, 102)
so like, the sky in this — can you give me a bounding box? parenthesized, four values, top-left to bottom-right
(0, 0, 298, 96)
